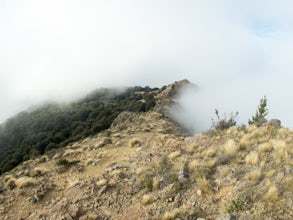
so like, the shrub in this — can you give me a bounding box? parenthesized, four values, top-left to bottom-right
(226, 195, 251, 213)
(142, 173, 154, 192)
(211, 109, 238, 130)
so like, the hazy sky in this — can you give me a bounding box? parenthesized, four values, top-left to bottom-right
(1, 1, 293, 132)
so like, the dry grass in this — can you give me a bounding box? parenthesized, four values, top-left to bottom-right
(5, 178, 16, 189)
(162, 208, 183, 220)
(66, 178, 80, 189)
(224, 139, 240, 156)
(63, 148, 82, 157)
(188, 160, 200, 171)
(152, 177, 160, 190)
(277, 127, 290, 139)
(263, 185, 279, 201)
(265, 170, 276, 178)
(96, 179, 107, 187)
(129, 139, 141, 147)
(94, 138, 112, 148)
(85, 158, 94, 166)
(244, 170, 262, 182)
(197, 177, 213, 194)
(246, 125, 258, 133)
(272, 140, 289, 164)
(15, 177, 38, 188)
(136, 167, 147, 175)
(258, 142, 272, 153)
(205, 159, 217, 169)
(4, 175, 14, 182)
(168, 151, 181, 160)
(239, 134, 252, 149)
(141, 194, 156, 205)
(204, 147, 217, 157)
(109, 170, 122, 177)
(220, 166, 230, 177)
(259, 160, 266, 169)
(282, 176, 293, 191)
(226, 126, 239, 135)
(37, 155, 49, 163)
(245, 151, 259, 165)
(30, 167, 49, 177)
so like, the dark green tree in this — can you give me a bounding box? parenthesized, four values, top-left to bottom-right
(248, 96, 268, 126)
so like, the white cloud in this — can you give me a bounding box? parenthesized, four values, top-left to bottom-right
(1, 0, 293, 130)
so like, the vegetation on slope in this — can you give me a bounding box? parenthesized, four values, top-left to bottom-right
(137, 123, 292, 219)
(0, 86, 158, 174)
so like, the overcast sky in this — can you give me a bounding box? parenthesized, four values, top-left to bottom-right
(1, 1, 293, 132)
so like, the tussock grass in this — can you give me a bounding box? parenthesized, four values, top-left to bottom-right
(245, 151, 259, 165)
(263, 185, 279, 201)
(129, 139, 141, 147)
(272, 140, 289, 161)
(141, 194, 156, 205)
(63, 148, 82, 157)
(244, 170, 262, 182)
(162, 208, 183, 220)
(239, 134, 253, 149)
(5, 177, 16, 189)
(197, 177, 213, 195)
(37, 155, 48, 163)
(30, 167, 49, 177)
(4, 175, 14, 183)
(282, 176, 293, 191)
(277, 127, 290, 139)
(265, 170, 276, 178)
(258, 142, 272, 153)
(136, 167, 148, 175)
(15, 177, 38, 188)
(152, 177, 160, 190)
(85, 158, 94, 166)
(96, 179, 107, 187)
(205, 159, 218, 169)
(224, 139, 240, 156)
(220, 166, 230, 177)
(204, 147, 217, 157)
(188, 160, 200, 172)
(94, 138, 112, 148)
(168, 151, 181, 160)
(259, 160, 267, 170)
(246, 124, 257, 133)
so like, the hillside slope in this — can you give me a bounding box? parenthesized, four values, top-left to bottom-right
(0, 80, 292, 220)
(0, 86, 158, 174)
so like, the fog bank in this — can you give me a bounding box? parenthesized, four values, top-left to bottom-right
(1, 1, 293, 131)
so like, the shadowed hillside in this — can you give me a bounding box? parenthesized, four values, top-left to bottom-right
(0, 86, 158, 174)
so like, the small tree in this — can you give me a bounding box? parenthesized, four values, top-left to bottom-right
(212, 109, 238, 130)
(248, 96, 268, 126)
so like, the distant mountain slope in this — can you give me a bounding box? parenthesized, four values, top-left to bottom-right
(0, 86, 158, 174)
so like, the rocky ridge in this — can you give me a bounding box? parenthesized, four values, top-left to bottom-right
(0, 80, 292, 220)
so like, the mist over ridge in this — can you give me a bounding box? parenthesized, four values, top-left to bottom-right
(1, 1, 293, 129)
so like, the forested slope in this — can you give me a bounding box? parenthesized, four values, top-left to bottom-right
(0, 86, 157, 174)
